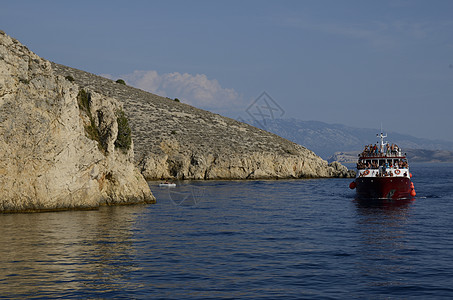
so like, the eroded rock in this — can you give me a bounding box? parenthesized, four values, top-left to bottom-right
(0, 31, 154, 212)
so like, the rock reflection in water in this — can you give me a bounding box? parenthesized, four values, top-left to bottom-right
(0, 206, 146, 298)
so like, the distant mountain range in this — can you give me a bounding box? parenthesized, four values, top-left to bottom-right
(246, 118, 453, 161)
(328, 149, 453, 163)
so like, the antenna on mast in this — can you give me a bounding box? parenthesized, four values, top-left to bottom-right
(376, 123, 387, 153)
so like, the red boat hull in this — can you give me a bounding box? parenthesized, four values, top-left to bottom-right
(355, 177, 413, 199)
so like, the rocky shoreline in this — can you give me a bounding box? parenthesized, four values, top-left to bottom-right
(51, 64, 355, 180)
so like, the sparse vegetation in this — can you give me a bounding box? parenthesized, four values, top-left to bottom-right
(171, 130, 176, 135)
(116, 79, 126, 85)
(65, 75, 75, 82)
(77, 89, 90, 114)
(77, 89, 104, 152)
(174, 98, 180, 102)
(77, 90, 131, 153)
(85, 121, 101, 144)
(115, 109, 132, 152)
(19, 78, 30, 84)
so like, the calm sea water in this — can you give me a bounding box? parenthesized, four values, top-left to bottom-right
(1, 163, 453, 299)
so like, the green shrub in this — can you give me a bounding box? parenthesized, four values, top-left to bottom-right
(85, 121, 100, 144)
(116, 79, 126, 85)
(174, 98, 180, 102)
(65, 75, 75, 82)
(77, 89, 90, 113)
(171, 130, 176, 135)
(115, 109, 132, 152)
(77, 89, 104, 152)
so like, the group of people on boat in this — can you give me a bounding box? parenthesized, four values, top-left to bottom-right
(360, 143, 401, 157)
(356, 159, 408, 170)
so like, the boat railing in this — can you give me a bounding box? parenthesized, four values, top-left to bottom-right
(358, 167, 409, 177)
(357, 163, 409, 170)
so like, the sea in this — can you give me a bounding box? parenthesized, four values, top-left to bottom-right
(1, 163, 452, 299)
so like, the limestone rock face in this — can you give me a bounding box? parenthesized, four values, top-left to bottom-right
(140, 139, 355, 180)
(0, 31, 154, 212)
(51, 62, 355, 180)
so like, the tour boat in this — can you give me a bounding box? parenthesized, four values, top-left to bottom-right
(349, 132, 416, 199)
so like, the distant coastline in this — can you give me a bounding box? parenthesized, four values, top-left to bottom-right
(329, 149, 453, 164)
(246, 118, 453, 160)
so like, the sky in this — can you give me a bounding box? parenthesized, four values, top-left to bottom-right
(2, 0, 453, 141)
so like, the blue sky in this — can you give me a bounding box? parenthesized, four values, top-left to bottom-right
(2, 0, 453, 141)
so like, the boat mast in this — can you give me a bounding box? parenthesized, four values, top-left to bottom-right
(377, 129, 387, 154)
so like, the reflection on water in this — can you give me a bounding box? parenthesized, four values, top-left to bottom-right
(355, 197, 414, 211)
(0, 206, 147, 298)
(354, 198, 415, 290)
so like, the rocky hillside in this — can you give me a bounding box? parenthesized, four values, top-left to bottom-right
(50, 66, 354, 180)
(0, 31, 154, 212)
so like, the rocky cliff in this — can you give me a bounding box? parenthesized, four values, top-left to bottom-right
(0, 31, 154, 212)
(50, 66, 354, 180)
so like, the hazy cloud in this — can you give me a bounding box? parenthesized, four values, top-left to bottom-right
(279, 16, 453, 49)
(102, 70, 243, 112)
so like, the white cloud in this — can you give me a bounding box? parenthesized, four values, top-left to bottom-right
(103, 70, 243, 112)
